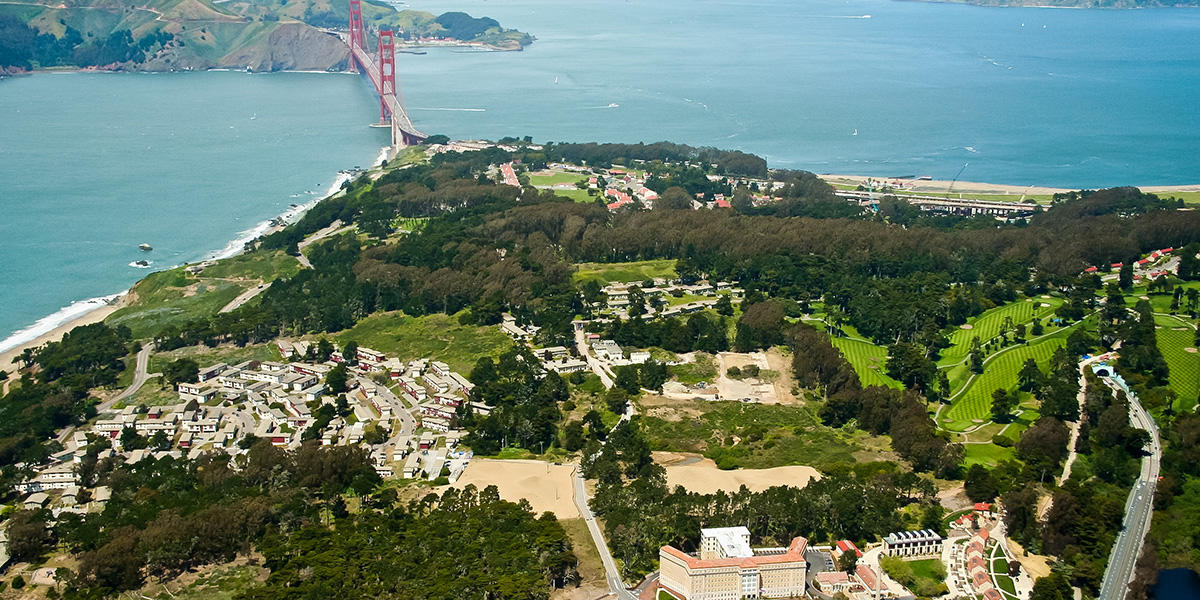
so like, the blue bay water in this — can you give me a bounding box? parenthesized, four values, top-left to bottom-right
(399, 0, 1200, 187)
(0, 71, 390, 350)
(3, 0, 1200, 348)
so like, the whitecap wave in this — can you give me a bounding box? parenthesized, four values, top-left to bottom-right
(0, 294, 123, 354)
(128, 261, 153, 269)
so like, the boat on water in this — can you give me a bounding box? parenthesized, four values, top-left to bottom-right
(138, 243, 153, 251)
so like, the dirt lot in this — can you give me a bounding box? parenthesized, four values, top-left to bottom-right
(450, 458, 580, 518)
(715, 352, 778, 404)
(655, 452, 820, 494)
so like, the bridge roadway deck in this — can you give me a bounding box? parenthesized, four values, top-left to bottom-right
(348, 42, 425, 144)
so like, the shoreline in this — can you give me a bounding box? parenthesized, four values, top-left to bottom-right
(818, 174, 1200, 197)
(0, 153, 1191, 378)
(0, 145, 390, 378)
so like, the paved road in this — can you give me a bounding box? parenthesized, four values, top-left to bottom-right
(1097, 374, 1161, 600)
(103, 342, 158, 412)
(220, 284, 268, 313)
(573, 325, 614, 389)
(572, 466, 638, 600)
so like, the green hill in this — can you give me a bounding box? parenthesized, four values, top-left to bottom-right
(0, 0, 530, 73)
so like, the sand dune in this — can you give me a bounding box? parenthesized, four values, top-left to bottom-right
(657, 453, 820, 494)
(449, 458, 579, 518)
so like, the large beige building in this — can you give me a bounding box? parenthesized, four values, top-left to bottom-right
(659, 527, 808, 600)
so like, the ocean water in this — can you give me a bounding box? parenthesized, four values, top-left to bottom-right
(0, 71, 390, 351)
(3, 0, 1200, 348)
(399, 0, 1200, 187)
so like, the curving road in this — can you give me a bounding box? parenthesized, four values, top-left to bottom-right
(102, 342, 158, 412)
(1097, 373, 1161, 600)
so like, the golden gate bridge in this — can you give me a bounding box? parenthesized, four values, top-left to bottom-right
(346, 0, 426, 147)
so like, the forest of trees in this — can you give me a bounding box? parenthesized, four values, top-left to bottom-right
(582, 420, 943, 577)
(15, 441, 576, 599)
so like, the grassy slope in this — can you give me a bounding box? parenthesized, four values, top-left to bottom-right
(333, 311, 511, 374)
(106, 250, 299, 339)
(573, 259, 678, 286)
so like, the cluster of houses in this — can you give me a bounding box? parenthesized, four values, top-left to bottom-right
(595, 279, 743, 320)
(1083, 246, 1179, 281)
(13, 340, 486, 516)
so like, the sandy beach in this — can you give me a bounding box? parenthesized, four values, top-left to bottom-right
(0, 297, 126, 378)
(655, 452, 820, 495)
(449, 458, 580, 518)
(820, 174, 1200, 197)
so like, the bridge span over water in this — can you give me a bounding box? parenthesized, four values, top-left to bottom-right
(345, 0, 426, 147)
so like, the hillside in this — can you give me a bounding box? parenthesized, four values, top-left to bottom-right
(0, 0, 530, 73)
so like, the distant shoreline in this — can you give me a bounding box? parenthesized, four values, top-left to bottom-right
(819, 174, 1200, 198)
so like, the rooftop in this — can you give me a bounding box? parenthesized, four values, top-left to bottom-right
(702, 526, 753, 558)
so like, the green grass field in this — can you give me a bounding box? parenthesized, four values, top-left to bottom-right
(528, 172, 587, 186)
(1154, 314, 1199, 412)
(942, 327, 1073, 431)
(671, 353, 717, 385)
(552, 188, 597, 203)
(830, 336, 903, 389)
(142, 564, 265, 600)
(964, 442, 1016, 468)
(573, 259, 678, 285)
(196, 250, 300, 281)
(333, 311, 512, 374)
(940, 298, 1063, 366)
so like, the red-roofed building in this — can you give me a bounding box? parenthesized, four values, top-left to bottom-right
(833, 539, 863, 559)
(659, 527, 808, 600)
(714, 198, 732, 209)
(1112, 262, 1124, 268)
(1084, 266, 1099, 273)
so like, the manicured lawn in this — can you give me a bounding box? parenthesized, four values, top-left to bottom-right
(641, 400, 889, 470)
(940, 298, 1062, 367)
(1154, 314, 1199, 412)
(573, 259, 678, 285)
(830, 336, 903, 389)
(553, 188, 600, 203)
(942, 326, 1074, 431)
(964, 442, 1016, 468)
(333, 310, 512, 374)
(528, 172, 587, 186)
